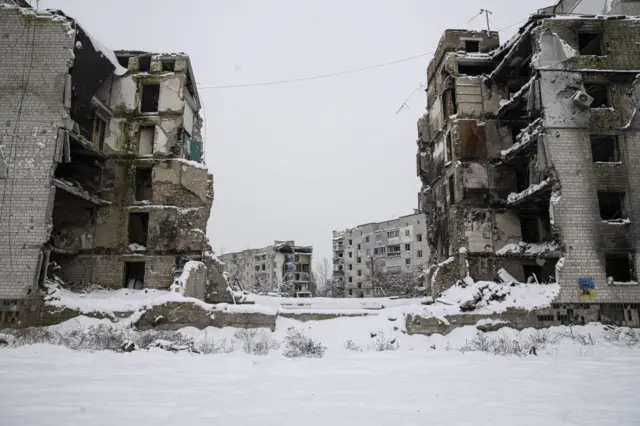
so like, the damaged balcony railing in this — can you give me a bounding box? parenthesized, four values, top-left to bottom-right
(501, 118, 543, 162)
(506, 177, 554, 207)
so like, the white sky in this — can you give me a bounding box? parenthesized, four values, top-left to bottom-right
(41, 0, 552, 270)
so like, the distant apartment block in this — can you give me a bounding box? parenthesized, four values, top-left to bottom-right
(332, 212, 430, 298)
(220, 241, 313, 297)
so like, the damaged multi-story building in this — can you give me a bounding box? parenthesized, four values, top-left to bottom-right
(418, 0, 640, 307)
(0, 4, 229, 325)
(220, 241, 314, 297)
(332, 212, 430, 298)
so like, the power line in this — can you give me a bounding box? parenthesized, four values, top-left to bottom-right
(197, 51, 434, 90)
(198, 16, 530, 91)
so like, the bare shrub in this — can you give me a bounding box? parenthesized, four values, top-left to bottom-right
(283, 328, 325, 358)
(344, 340, 363, 352)
(560, 327, 595, 345)
(370, 332, 399, 351)
(603, 326, 640, 347)
(197, 337, 236, 355)
(234, 328, 279, 355)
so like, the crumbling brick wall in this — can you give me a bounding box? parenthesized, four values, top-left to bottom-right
(0, 7, 74, 299)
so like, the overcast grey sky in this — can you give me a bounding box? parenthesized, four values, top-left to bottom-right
(42, 0, 551, 270)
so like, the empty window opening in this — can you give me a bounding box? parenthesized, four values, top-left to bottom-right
(442, 88, 457, 119)
(374, 247, 386, 256)
(598, 192, 626, 220)
(135, 167, 153, 201)
(138, 55, 152, 72)
(465, 40, 480, 53)
(387, 230, 400, 239)
(416, 234, 423, 242)
(140, 84, 160, 113)
(446, 132, 453, 162)
(365, 236, 370, 243)
(161, 60, 175, 72)
(448, 175, 455, 206)
(578, 32, 603, 56)
(124, 262, 145, 290)
(357, 256, 362, 264)
(116, 55, 129, 69)
(585, 83, 611, 108)
(606, 253, 635, 283)
(357, 282, 362, 289)
(457, 63, 495, 76)
(348, 264, 353, 271)
(92, 114, 106, 150)
(348, 277, 353, 283)
(404, 244, 411, 251)
(510, 122, 527, 144)
(405, 258, 411, 265)
(417, 250, 423, 258)
(138, 126, 155, 155)
(357, 270, 362, 277)
(349, 239, 352, 245)
(349, 289, 353, 296)
(128, 212, 149, 246)
(591, 135, 620, 162)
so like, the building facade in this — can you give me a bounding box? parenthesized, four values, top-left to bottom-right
(0, 4, 228, 325)
(417, 0, 640, 306)
(332, 212, 429, 298)
(220, 241, 313, 296)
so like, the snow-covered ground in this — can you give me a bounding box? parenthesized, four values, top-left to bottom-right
(1, 328, 639, 426)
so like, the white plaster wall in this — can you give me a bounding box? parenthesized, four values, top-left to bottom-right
(158, 75, 185, 113)
(109, 75, 137, 112)
(183, 101, 194, 135)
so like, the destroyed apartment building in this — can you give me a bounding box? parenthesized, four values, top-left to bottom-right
(417, 0, 640, 307)
(0, 4, 229, 324)
(332, 212, 430, 298)
(220, 242, 313, 297)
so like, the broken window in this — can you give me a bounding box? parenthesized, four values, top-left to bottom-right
(124, 262, 145, 290)
(404, 230, 410, 237)
(91, 114, 106, 150)
(348, 277, 353, 283)
(585, 83, 611, 108)
(404, 244, 411, 251)
(348, 264, 352, 271)
(578, 32, 603, 56)
(161, 60, 176, 72)
(591, 135, 620, 162)
(135, 167, 153, 201)
(254, 265, 260, 271)
(357, 257, 361, 263)
(349, 289, 353, 296)
(365, 236, 370, 243)
(138, 55, 152, 72)
(387, 230, 399, 239)
(374, 247, 386, 256)
(405, 258, 411, 265)
(416, 234, 423, 242)
(348, 252, 353, 258)
(128, 212, 149, 246)
(606, 253, 635, 282)
(357, 270, 362, 277)
(357, 244, 361, 250)
(520, 214, 551, 244)
(138, 126, 155, 155)
(448, 175, 455, 206)
(417, 250, 423, 258)
(522, 265, 544, 284)
(598, 192, 626, 220)
(140, 84, 160, 113)
(465, 40, 480, 53)
(349, 239, 352, 245)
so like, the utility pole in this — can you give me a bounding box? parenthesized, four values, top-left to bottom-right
(469, 9, 493, 32)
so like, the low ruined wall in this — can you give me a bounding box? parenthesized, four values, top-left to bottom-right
(279, 312, 373, 322)
(135, 302, 276, 331)
(406, 303, 640, 336)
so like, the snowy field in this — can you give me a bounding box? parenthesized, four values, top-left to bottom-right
(1, 341, 639, 426)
